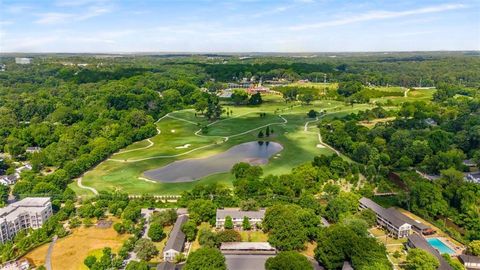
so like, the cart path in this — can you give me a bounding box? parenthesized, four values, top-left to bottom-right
(108, 114, 288, 163)
(77, 176, 99, 195)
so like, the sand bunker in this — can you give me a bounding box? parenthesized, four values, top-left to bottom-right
(175, 144, 191, 149)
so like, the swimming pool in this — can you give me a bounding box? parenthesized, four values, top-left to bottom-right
(427, 238, 455, 255)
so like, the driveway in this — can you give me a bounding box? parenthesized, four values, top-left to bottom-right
(45, 235, 58, 270)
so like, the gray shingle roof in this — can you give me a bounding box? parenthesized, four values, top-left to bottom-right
(157, 261, 176, 270)
(407, 234, 452, 270)
(459, 254, 480, 264)
(359, 197, 384, 213)
(164, 215, 188, 252)
(360, 198, 425, 229)
(386, 207, 430, 231)
(216, 208, 265, 219)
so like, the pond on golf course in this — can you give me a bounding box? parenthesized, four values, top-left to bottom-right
(143, 141, 283, 183)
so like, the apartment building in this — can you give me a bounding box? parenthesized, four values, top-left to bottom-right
(216, 208, 265, 230)
(359, 197, 412, 238)
(0, 197, 53, 243)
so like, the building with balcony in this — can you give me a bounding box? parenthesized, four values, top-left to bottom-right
(0, 197, 53, 243)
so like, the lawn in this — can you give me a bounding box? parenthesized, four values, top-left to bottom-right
(239, 230, 269, 242)
(150, 225, 173, 263)
(190, 223, 212, 252)
(23, 222, 129, 270)
(74, 93, 427, 196)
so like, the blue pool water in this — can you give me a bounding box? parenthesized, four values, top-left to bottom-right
(427, 238, 455, 255)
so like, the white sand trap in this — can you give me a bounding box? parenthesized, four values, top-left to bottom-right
(175, 144, 191, 149)
(276, 153, 281, 157)
(171, 129, 176, 133)
(316, 144, 326, 148)
(138, 177, 157, 183)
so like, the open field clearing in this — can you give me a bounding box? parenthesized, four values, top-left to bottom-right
(371, 88, 436, 104)
(23, 223, 129, 270)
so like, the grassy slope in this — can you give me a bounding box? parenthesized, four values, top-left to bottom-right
(73, 88, 434, 196)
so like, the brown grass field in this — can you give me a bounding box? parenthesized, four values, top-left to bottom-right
(23, 223, 129, 270)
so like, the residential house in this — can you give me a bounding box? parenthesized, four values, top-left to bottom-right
(216, 208, 265, 230)
(466, 172, 480, 184)
(359, 197, 412, 238)
(0, 175, 18, 186)
(0, 197, 53, 243)
(463, 159, 477, 168)
(424, 118, 437, 126)
(458, 254, 480, 269)
(406, 234, 453, 270)
(25, 147, 41, 154)
(163, 215, 188, 262)
(0, 258, 30, 270)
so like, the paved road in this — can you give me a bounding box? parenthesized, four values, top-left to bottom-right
(45, 235, 58, 270)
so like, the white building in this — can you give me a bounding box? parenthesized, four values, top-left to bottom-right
(466, 172, 480, 184)
(0, 258, 30, 270)
(216, 208, 265, 230)
(0, 197, 53, 243)
(359, 197, 412, 238)
(14, 58, 32, 65)
(25, 147, 41, 154)
(0, 175, 18, 186)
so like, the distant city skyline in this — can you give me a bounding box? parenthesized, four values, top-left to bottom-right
(0, 0, 479, 53)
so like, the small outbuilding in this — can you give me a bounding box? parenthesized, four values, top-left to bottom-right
(458, 254, 480, 269)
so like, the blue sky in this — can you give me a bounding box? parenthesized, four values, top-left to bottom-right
(0, 0, 479, 52)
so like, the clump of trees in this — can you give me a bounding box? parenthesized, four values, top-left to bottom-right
(134, 238, 159, 261)
(184, 247, 227, 270)
(405, 248, 439, 270)
(265, 251, 313, 270)
(263, 204, 320, 251)
(314, 223, 391, 269)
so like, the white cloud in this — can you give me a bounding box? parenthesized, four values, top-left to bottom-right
(35, 5, 112, 24)
(4, 4, 32, 14)
(289, 3, 467, 30)
(54, 0, 110, 7)
(251, 5, 293, 18)
(35, 12, 72, 24)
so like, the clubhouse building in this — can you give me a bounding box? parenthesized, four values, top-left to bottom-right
(359, 197, 433, 238)
(215, 208, 265, 230)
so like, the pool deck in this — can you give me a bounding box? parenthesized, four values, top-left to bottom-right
(425, 236, 464, 256)
(397, 208, 465, 254)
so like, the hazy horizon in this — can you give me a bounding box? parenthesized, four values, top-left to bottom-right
(1, 0, 479, 53)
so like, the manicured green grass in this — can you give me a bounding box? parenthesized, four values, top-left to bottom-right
(76, 93, 427, 196)
(371, 88, 435, 105)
